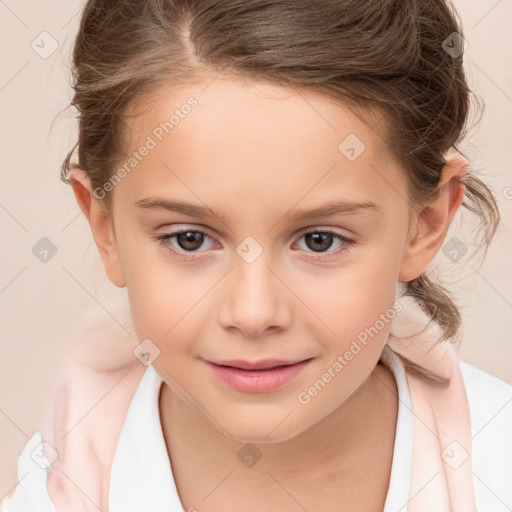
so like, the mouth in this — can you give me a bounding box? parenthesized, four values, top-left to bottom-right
(204, 358, 313, 393)
(207, 358, 311, 370)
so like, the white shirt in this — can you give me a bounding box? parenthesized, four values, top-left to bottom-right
(3, 346, 511, 511)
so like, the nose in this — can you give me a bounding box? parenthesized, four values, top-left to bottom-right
(218, 252, 292, 338)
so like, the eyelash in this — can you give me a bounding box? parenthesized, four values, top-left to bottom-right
(152, 226, 355, 262)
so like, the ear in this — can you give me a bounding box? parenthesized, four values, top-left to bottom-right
(67, 167, 126, 288)
(399, 155, 468, 281)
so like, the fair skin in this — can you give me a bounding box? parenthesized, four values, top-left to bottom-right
(69, 75, 467, 510)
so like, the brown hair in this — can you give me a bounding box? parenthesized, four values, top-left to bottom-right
(60, 0, 500, 380)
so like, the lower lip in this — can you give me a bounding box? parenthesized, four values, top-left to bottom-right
(205, 359, 312, 393)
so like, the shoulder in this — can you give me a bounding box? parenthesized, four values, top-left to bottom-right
(459, 361, 512, 510)
(0, 431, 56, 512)
(460, 360, 512, 428)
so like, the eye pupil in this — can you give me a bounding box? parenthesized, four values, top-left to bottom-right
(305, 232, 333, 252)
(177, 231, 204, 250)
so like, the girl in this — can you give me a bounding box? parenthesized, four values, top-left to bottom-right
(2, 0, 511, 511)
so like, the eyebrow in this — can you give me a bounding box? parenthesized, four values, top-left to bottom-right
(284, 199, 379, 222)
(134, 197, 379, 223)
(135, 197, 227, 222)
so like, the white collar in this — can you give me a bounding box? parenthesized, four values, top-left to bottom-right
(109, 346, 413, 511)
(108, 364, 182, 511)
(381, 345, 414, 512)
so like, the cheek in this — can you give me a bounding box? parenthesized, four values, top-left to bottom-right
(120, 240, 181, 335)
(293, 255, 398, 337)
(287, 247, 401, 385)
(122, 249, 216, 364)
(126, 273, 195, 336)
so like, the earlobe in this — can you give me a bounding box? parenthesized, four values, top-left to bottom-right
(399, 155, 468, 281)
(67, 167, 126, 288)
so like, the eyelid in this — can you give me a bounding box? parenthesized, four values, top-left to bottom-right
(158, 224, 221, 243)
(294, 225, 353, 240)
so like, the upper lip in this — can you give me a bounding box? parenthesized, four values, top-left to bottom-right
(206, 358, 311, 370)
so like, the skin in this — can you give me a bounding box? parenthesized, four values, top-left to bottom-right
(68, 74, 467, 510)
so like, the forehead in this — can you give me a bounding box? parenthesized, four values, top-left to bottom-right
(117, 75, 405, 215)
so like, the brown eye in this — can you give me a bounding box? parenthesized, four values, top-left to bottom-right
(303, 232, 335, 252)
(175, 231, 205, 251)
(152, 227, 219, 261)
(293, 228, 355, 261)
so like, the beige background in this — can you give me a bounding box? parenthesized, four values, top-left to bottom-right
(1, 0, 511, 497)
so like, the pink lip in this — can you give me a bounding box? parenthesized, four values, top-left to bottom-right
(208, 358, 307, 370)
(204, 358, 312, 393)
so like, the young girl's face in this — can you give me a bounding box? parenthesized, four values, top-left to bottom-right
(107, 76, 414, 442)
